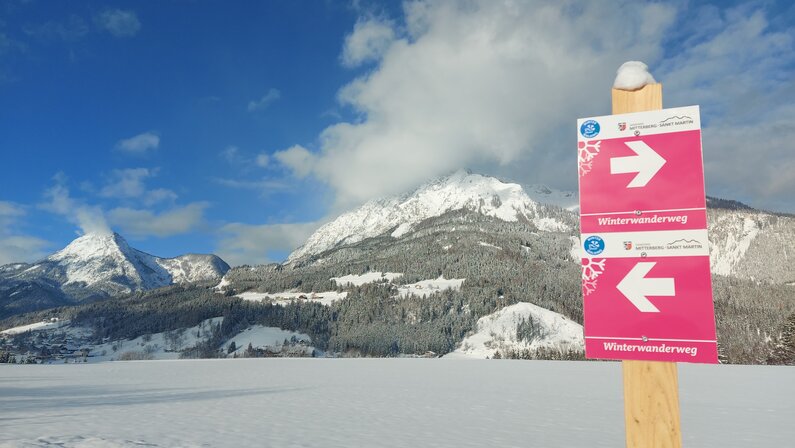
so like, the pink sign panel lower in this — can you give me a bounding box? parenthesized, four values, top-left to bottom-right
(581, 255, 717, 363)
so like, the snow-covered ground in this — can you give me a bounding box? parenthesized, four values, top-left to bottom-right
(477, 241, 502, 250)
(86, 318, 225, 362)
(0, 318, 67, 335)
(213, 276, 231, 290)
(236, 290, 348, 306)
(226, 326, 312, 356)
(446, 302, 583, 359)
(0, 360, 791, 447)
(2, 317, 313, 363)
(331, 272, 404, 286)
(396, 276, 466, 298)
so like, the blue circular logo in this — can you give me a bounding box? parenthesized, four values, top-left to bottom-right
(580, 120, 600, 138)
(584, 236, 605, 255)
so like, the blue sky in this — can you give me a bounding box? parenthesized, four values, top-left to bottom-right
(1, 0, 794, 266)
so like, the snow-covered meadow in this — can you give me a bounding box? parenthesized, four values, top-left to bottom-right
(0, 360, 792, 447)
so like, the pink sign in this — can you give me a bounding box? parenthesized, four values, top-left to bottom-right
(577, 106, 718, 364)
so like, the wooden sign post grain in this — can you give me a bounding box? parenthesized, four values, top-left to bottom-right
(613, 83, 683, 448)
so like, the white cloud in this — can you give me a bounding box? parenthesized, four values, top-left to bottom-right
(217, 221, 322, 266)
(116, 132, 160, 154)
(99, 168, 178, 206)
(655, 5, 795, 211)
(40, 177, 111, 236)
(144, 188, 179, 207)
(39, 173, 200, 241)
(108, 203, 208, 238)
(247, 88, 281, 112)
(95, 9, 141, 38)
(341, 17, 396, 67)
(0, 202, 50, 264)
(24, 15, 89, 42)
(274, 145, 315, 178)
(99, 168, 178, 205)
(286, 1, 795, 213)
(0, 235, 50, 265)
(220, 145, 241, 163)
(702, 103, 795, 211)
(293, 1, 677, 210)
(0, 201, 25, 221)
(255, 153, 270, 168)
(100, 168, 151, 198)
(212, 178, 289, 192)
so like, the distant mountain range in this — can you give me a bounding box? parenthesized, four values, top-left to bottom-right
(1, 171, 793, 364)
(0, 232, 229, 319)
(287, 170, 795, 285)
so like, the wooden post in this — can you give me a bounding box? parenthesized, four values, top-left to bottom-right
(613, 83, 682, 448)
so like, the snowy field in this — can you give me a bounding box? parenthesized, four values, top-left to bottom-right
(0, 360, 792, 447)
(396, 276, 466, 298)
(235, 290, 348, 306)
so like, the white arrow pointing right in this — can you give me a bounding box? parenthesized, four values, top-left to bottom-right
(610, 140, 666, 188)
(616, 262, 675, 313)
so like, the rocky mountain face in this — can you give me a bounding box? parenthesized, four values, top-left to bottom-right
(0, 232, 229, 319)
(288, 170, 573, 262)
(288, 170, 795, 285)
(708, 207, 795, 284)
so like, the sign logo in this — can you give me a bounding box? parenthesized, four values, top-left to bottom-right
(618, 122, 627, 131)
(584, 235, 605, 255)
(624, 241, 632, 250)
(580, 120, 600, 138)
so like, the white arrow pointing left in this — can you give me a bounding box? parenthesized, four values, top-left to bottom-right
(610, 141, 666, 188)
(616, 262, 675, 313)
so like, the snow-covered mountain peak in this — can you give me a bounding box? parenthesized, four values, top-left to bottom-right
(49, 232, 131, 264)
(45, 231, 171, 291)
(2, 232, 231, 307)
(288, 171, 571, 262)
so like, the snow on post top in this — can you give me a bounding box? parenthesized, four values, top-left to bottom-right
(613, 61, 656, 91)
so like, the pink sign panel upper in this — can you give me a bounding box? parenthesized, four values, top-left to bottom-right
(578, 106, 707, 234)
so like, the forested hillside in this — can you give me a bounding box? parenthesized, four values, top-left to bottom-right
(3, 207, 793, 364)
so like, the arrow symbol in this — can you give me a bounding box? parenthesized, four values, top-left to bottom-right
(610, 141, 666, 188)
(616, 262, 675, 313)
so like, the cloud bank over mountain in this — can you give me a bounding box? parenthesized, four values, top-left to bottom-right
(278, 1, 794, 214)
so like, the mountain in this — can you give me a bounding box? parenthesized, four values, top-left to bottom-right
(523, 184, 579, 211)
(444, 302, 584, 359)
(0, 232, 229, 319)
(288, 170, 573, 262)
(2, 173, 794, 365)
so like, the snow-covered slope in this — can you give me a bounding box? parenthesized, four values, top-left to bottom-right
(0, 232, 230, 317)
(42, 232, 230, 293)
(523, 184, 579, 211)
(445, 302, 584, 359)
(289, 171, 571, 261)
(708, 208, 795, 283)
(0, 316, 313, 362)
(156, 253, 232, 284)
(46, 232, 173, 292)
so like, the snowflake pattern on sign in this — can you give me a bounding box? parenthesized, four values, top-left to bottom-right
(581, 258, 605, 296)
(578, 140, 601, 177)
